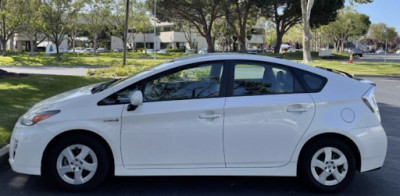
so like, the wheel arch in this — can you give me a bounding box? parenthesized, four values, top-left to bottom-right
(296, 132, 361, 175)
(41, 129, 115, 175)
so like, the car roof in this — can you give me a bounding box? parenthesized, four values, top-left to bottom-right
(113, 53, 342, 91)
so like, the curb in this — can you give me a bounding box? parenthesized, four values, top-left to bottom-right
(0, 144, 10, 166)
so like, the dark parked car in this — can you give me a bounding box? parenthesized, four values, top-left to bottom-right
(351, 48, 363, 57)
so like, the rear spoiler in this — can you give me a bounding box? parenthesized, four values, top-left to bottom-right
(316, 66, 376, 86)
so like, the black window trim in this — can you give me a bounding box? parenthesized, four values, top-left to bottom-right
(98, 60, 230, 105)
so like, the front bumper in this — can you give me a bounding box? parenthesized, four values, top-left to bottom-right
(351, 124, 387, 172)
(9, 120, 54, 175)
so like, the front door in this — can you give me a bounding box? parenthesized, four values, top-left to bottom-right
(121, 61, 227, 168)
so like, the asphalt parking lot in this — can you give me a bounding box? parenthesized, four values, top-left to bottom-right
(0, 76, 399, 195)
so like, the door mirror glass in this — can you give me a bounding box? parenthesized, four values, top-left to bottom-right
(130, 90, 143, 106)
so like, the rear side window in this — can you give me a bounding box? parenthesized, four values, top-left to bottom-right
(295, 69, 327, 93)
(232, 61, 299, 96)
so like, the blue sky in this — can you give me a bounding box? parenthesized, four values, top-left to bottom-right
(353, 0, 399, 32)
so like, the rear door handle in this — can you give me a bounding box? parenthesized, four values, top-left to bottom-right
(199, 113, 222, 119)
(287, 105, 309, 113)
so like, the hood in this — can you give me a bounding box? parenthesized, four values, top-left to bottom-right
(28, 83, 98, 112)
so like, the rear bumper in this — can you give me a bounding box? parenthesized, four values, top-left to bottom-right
(351, 124, 387, 172)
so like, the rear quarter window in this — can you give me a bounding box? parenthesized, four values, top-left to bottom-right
(294, 69, 327, 93)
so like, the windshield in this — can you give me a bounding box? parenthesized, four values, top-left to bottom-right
(110, 60, 175, 87)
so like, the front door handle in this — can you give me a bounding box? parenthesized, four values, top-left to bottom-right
(287, 105, 309, 113)
(199, 113, 222, 119)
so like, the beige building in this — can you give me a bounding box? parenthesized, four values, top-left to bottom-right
(111, 20, 265, 51)
(6, 33, 68, 52)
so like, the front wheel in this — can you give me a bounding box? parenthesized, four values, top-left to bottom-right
(299, 139, 356, 192)
(42, 134, 110, 191)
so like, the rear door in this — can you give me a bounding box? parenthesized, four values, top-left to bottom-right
(223, 60, 315, 167)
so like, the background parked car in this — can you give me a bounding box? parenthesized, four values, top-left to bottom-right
(157, 49, 168, 54)
(82, 48, 94, 53)
(198, 48, 207, 54)
(69, 47, 85, 53)
(97, 48, 107, 53)
(113, 48, 123, 53)
(351, 48, 363, 57)
(375, 49, 385, 54)
(396, 50, 400, 54)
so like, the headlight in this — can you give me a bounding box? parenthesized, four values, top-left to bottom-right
(21, 110, 60, 126)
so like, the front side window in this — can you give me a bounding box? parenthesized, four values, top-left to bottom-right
(233, 61, 295, 96)
(143, 62, 224, 102)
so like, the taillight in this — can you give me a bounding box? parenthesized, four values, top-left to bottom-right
(362, 86, 378, 113)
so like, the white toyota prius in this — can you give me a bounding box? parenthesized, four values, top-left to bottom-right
(9, 54, 387, 192)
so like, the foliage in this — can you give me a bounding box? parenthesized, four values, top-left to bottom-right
(151, 0, 225, 52)
(0, 75, 109, 147)
(0, 0, 26, 56)
(224, 0, 259, 53)
(368, 23, 398, 44)
(39, 0, 83, 60)
(258, 0, 344, 54)
(318, 7, 371, 52)
(82, 0, 111, 55)
(18, 0, 45, 55)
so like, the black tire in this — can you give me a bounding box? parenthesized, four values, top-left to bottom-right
(299, 138, 356, 193)
(360, 54, 363, 57)
(42, 133, 110, 191)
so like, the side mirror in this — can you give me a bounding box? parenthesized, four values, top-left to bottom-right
(127, 90, 143, 111)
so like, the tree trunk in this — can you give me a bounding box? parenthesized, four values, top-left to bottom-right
(274, 31, 283, 54)
(2, 41, 6, 56)
(72, 29, 76, 53)
(205, 34, 215, 53)
(55, 43, 61, 61)
(239, 25, 247, 53)
(93, 33, 97, 56)
(301, 0, 314, 63)
(143, 33, 148, 57)
(29, 38, 34, 55)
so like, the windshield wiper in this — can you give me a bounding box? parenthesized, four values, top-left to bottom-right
(91, 79, 120, 94)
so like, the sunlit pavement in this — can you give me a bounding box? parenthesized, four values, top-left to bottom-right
(0, 76, 399, 195)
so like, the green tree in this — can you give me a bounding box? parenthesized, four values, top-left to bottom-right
(259, 0, 344, 54)
(19, 0, 46, 55)
(39, 0, 82, 60)
(150, 0, 225, 52)
(368, 23, 398, 49)
(300, 0, 372, 62)
(82, 0, 111, 55)
(319, 7, 370, 52)
(0, 0, 25, 56)
(224, 0, 258, 53)
(133, 1, 152, 56)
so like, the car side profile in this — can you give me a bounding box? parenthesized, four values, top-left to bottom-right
(9, 54, 387, 192)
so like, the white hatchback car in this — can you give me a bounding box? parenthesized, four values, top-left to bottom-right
(9, 54, 387, 192)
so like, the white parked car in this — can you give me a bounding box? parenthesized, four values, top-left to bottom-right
(69, 47, 85, 53)
(396, 50, 400, 54)
(198, 48, 208, 54)
(82, 48, 94, 53)
(375, 49, 385, 54)
(9, 54, 387, 192)
(97, 48, 107, 53)
(143, 49, 155, 54)
(157, 49, 168, 54)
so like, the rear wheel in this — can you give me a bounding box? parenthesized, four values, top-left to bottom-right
(42, 134, 110, 191)
(299, 139, 356, 192)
